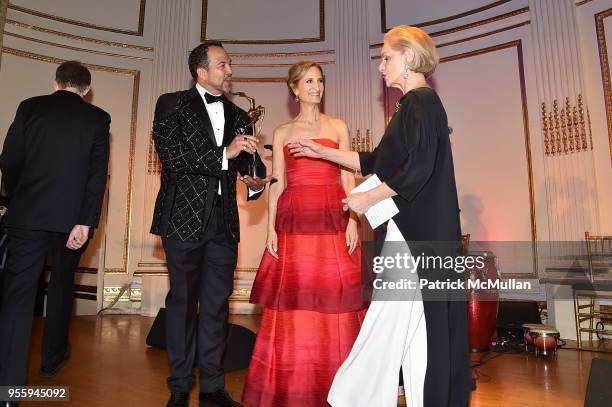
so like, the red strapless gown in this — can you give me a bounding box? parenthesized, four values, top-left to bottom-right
(242, 138, 367, 407)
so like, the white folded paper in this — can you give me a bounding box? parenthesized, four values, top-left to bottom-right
(350, 174, 399, 228)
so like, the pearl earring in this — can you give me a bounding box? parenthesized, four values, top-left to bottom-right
(403, 64, 409, 79)
(295, 96, 299, 102)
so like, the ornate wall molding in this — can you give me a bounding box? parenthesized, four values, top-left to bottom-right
(595, 8, 612, 164)
(381, 0, 513, 33)
(7, 1, 146, 36)
(371, 7, 529, 48)
(3, 31, 152, 61)
(436, 21, 530, 48)
(229, 50, 334, 58)
(0, 0, 7, 68)
(201, 0, 325, 44)
(5, 19, 153, 51)
(135, 267, 259, 277)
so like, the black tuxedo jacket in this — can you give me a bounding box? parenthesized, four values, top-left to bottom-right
(0, 90, 110, 234)
(150, 87, 264, 243)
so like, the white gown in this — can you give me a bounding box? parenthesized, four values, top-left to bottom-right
(327, 219, 428, 407)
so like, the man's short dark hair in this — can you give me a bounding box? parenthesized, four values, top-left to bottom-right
(188, 40, 224, 80)
(55, 61, 91, 93)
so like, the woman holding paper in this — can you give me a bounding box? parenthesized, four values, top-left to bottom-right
(288, 26, 471, 407)
(243, 61, 367, 407)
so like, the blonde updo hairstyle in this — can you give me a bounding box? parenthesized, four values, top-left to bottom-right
(385, 25, 439, 78)
(287, 61, 324, 98)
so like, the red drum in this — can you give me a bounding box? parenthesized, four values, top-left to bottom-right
(467, 252, 501, 352)
(530, 327, 560, 356)
(522, 323, 547, 351)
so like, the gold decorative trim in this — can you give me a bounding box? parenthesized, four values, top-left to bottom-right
(5, 19, 153, 51)
(134, 267, 259, 276)
(436, 21, 530, 49)
(596, 8, 612, 165)
(137, 262, 167, 268)
(232, 77, 287, 83)
(431, 8, 530, 38)
(371, 7, 529, 48)
(133, 271, 168, 276)
(3, 31, 152, 61)
(75, 267, 98, 274)
(230, 288, 252, 301)
(351, 129, 373, 153)
(7, 1, 146, 36)
(382, 40, 538, 278)
(201, 0, 325, 44)
(236, 268, 259, 273)
(1, 0, 8, 68)
(232, 61, 334, 68)
(229, 50, 334, 58)
(1, 46, 140, 75)
(103, 286, 141, 302)
(541, 95, 593, 156)
(576, 0, 594, 6)
(381, 0, 512, 33)
(1, 47, 141, 275)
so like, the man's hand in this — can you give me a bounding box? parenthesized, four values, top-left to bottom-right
(238, 174, 277, 190)
(227, 135, 259, 159)
(66, 225, 90, 250)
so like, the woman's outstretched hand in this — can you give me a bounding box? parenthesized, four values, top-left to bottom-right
(287, 139, 326, 159)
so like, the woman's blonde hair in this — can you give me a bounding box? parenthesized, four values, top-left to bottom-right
(385, 25, 439, 77)
(287, 61, 323, 97)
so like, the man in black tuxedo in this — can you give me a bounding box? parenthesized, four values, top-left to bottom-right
(151, 41, 271, 407)
(0, 61, 110, 402)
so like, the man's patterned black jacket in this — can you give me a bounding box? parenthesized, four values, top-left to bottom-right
(150, 86, 264, 243)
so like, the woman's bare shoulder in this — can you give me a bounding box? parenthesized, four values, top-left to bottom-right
(273, 121, 293, 143)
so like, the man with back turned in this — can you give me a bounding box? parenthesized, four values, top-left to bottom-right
(0, 61, 110, 407)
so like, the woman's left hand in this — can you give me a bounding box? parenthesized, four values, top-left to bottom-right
(342, 192, 373, 215)
(345, 221, 359, 255)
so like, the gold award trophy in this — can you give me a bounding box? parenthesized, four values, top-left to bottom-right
(231, 91, 265, 177)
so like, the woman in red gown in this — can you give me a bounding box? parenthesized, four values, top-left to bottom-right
(242, 61, 367, 407)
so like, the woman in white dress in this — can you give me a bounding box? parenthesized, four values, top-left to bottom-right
(288, 25, 471, 407)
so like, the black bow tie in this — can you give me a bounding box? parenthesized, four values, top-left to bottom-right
(204, 93, 225, 104)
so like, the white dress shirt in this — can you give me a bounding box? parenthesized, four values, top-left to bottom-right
(195, 83, 262, 196)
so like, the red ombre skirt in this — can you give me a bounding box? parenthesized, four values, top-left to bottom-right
(242, 139, 367, 407)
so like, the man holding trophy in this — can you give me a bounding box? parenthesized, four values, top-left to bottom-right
(150, 40, 272, 407)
